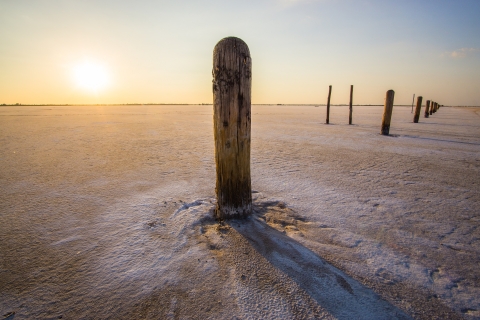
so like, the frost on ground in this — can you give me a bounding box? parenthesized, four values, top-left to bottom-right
(0, 105, 479, 319)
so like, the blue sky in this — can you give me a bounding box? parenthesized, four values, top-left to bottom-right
(1, 0, 479, 105)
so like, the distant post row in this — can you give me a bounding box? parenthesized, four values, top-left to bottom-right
(381, 92, 443, 135)
(323, 86, 443, 136)
(325, 85, 354, 125)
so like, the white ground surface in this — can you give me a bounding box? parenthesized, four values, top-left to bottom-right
(1, 104, 479, 319)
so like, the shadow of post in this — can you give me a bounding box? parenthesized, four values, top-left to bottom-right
(228, 205, 411, 320)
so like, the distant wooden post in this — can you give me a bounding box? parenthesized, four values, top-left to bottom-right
(430, 101, 434, 115)
(413, 96, 423, 123)
(348, 85, 353, 125)
(411, 93, 415, 113)
(212, 37, 252, 219)
(381, 90, 395, 135)
(424, 100, 430, 118)
(326, 85, 332, 124)
(435, 102, 438, 112)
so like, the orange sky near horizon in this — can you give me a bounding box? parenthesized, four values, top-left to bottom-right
(1, 1, 479, 106)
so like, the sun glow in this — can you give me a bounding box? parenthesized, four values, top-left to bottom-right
(73, 61, 110, 92)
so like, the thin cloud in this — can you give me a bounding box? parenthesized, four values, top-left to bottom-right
(445, 48, 480, 58)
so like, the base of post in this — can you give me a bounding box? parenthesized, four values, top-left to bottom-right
(215, 203, 252, 220)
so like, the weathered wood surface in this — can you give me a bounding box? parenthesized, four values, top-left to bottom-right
(425, 100, 430, 118)
(381, 90, 395, 135)
(212, 37, 252, 219)
(326, 85, 332, 124)
(413, 96, 423, 123)
(349, 85, 353, 125)
(430, 101, 434, 115)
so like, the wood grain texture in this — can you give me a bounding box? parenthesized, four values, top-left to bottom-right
(381, 90, 395, 135)
(212, 37, 252, 219)
(413, 96, 423, 123)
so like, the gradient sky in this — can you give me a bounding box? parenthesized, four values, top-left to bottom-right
(1, 0, 479, 105)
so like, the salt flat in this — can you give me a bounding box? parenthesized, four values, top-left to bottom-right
(1, 104, 479, 319)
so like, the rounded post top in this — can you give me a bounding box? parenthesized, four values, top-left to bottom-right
(214, 37, 250, 56)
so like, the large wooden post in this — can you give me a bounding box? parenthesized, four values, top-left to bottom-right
(413, 96, 423, 123)
(348, 85, 353, 125)
(381, 90, 395, 135)
(212, 37, 252, 220)
(430, 101, 434, 115)
(424, 100, 430, 118)
(326, 85, 332, 124)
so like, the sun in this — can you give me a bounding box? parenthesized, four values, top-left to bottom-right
(73, 61, 110, 92)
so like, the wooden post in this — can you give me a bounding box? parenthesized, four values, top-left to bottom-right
(212, 37, 252, 219)
(413, 96, 423, 123)
(411, 93, 415, 113)
(424, 100, 430, 118)
(326, 85, 332, 124)
(430, 101, 434, 115)
(381, 90, 395, 135)
(348, 85, 353, 125)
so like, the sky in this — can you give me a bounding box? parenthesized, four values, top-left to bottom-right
(1, 0, 479, 105)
